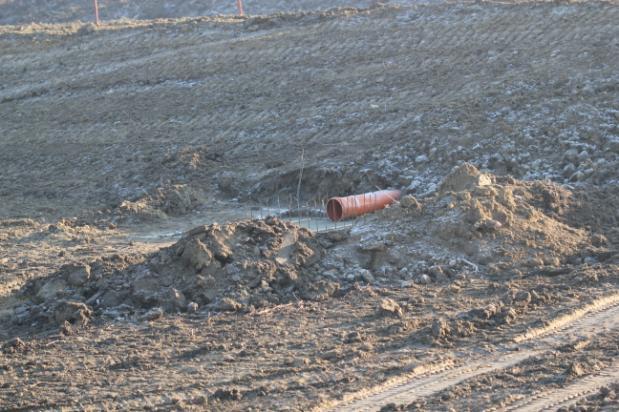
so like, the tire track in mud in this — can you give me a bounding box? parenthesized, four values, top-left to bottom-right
(320, 293, 619, 412)
(325, 351, 542, 412)
(513, 293, 619, 344)
(505, 362, 619, 412)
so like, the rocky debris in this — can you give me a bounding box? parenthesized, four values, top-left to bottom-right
(345, 331, 364, 344)
(359, 269, 376, 284)
(218, 297, 243, 312)
(591, 234, 608, 247)
(424, 301, 522, 344)
(513, 291, 532, 306)
(35, 277, 69, 302)
(598, 385, 616, 400)
(210, 388, 242, 402)
(497, 307, 517, 325)
(187, 301, 199, 313)
(430, 318, 478, 343)
(10, 164, 615, 333)
(336, 166, 601, 292)
(415, 154, 430, 164)
(463, 302, 518, 326)
(350, 163, 609, 284)
(415, 273, 431, 285)
(341, 267, 376, 284)
(466, 304, 500, 321)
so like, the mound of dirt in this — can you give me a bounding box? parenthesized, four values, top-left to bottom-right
(114, 184, 201, 223)
(358, 163, 606, 282)
(431, 168, 591, 270)
(14, 218, 333, 327)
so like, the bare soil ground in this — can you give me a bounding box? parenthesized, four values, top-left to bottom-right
(0, 0, 411, 25)
(0, 1, 618, 411)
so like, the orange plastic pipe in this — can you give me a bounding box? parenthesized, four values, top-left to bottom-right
(326, 190, 401, 221)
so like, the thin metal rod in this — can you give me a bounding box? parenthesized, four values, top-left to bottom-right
(93, 0, 100, 25)
(236, 0, 245, 16)
(296, 147, 305, 214)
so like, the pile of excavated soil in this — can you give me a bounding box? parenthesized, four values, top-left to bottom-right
(114, 184, 202, 223)
(429, 166, 594, 270)
(341, 163, 612, 286)
(13, 218, 335, 328)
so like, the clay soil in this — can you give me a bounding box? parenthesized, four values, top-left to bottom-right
(1, 1, 618, 411)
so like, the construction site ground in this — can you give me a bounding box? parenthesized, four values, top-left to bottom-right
(1, 1, 618, 411)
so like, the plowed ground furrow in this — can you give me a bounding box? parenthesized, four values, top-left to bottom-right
(0, 28, 302, 101)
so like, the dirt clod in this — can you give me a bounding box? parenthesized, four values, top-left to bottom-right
(379, 298, 403, 318)
(568, 362, 585, 377)
(53, 301, 92, 326)
(439, 163, 492, 194)
(400, 195, 422, 211)
(432, 318, 450, 339)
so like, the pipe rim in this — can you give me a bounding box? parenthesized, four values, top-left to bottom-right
(326, 198, 343, 221)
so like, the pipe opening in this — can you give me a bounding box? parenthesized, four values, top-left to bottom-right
(326, 198, 343, 221)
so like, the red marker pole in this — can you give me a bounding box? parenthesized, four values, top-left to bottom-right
(93, 0, 100, 25)
(236, 0, 244, 16)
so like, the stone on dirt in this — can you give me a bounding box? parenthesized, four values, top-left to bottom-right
(439, 163, 492, 193)
(432, 318, 450, 338)
(568, 362, 585, 377)
(187, 301, 199, 313)
(53, 301, 92, 326)
(514, 290, 532, 306)
(218, 297, 242, 312)
(64, 263, 91, 287)
(400, 195, 422, 211)
(141, 307, 164, 321)
(2, 337, 27, 353)
(379, 298, 403, 318)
